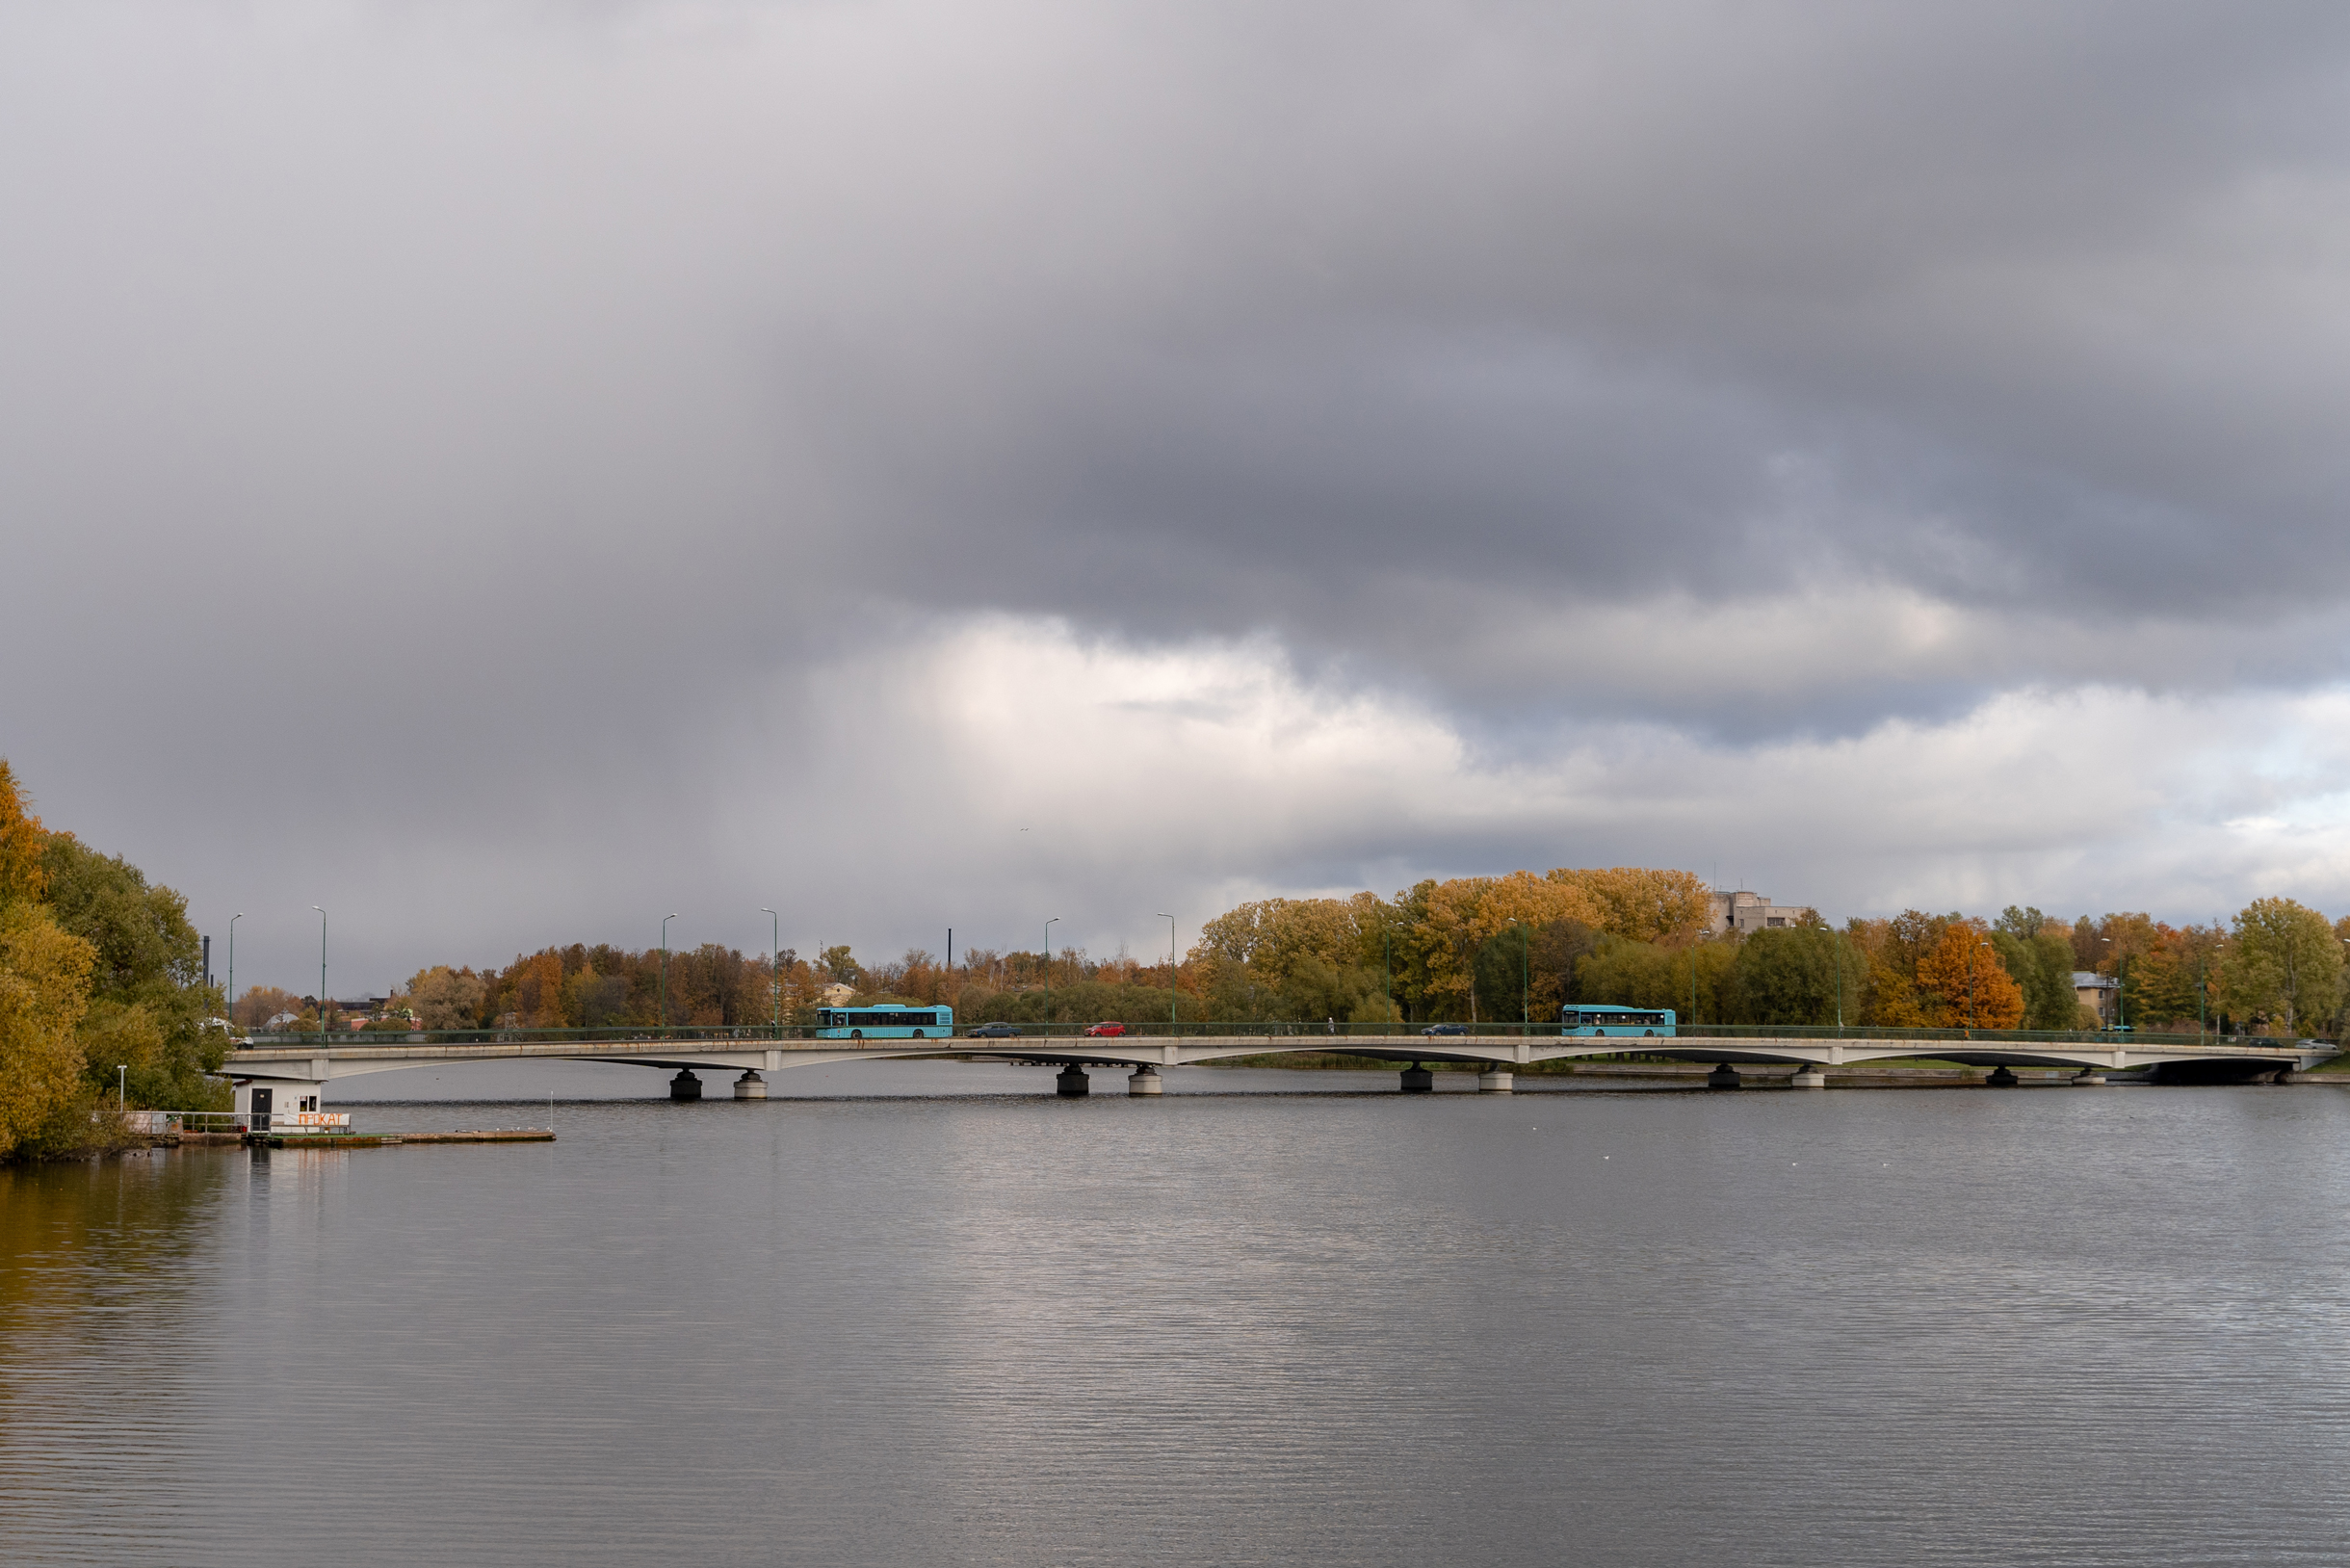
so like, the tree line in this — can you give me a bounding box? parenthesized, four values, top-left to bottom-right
(0, 763, 228, 1161)
(316, 865, 2341, 1041)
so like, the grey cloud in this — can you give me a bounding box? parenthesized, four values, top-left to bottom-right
(10, 1, 2350, 979)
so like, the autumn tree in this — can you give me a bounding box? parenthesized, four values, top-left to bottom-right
(0, 900, 96, 1159)
(408, 965, 489, 1029)
(1915, 923, 2025, 1029)
(0, 761, 47, 908)
(2120, 922, 2226, 1032)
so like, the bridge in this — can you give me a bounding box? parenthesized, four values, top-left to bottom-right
(222, 1028, 2333, 1112)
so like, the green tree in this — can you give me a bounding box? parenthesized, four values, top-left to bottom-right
(1991, 929, 2079, 1031)
(1994, 905, 2047, 942)
(38, 834, 225, 1111)
(2225, 898, 2341, 1036)
(1576, 937, 1735, 1024)
(1726, 927, 1865, 1026)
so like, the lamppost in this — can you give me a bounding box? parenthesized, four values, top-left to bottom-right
(118, 1063, 126, 1109)
(1156, 914, 1177, 1033)
(1383, 925, 1394, 1033)
(1833, 936, 1844, 1031)
(227, 912, 243, 1029)
(312, 906, 326, 1032)
(660, 913, 678, 1031)
(761, 908, 779, 1032)
(1968, 938, 1989, 1037)
(2101, 935, 2122, 1029)
(1044, 917, 1059, 1032)
(2200, 937, 2223, 1040)
(1508, 919, 1529, 1033)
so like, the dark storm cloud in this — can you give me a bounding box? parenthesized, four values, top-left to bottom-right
(9, 0, 2350, 978)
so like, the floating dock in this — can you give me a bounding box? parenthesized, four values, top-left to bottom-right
(249, 1129, 556, 1147)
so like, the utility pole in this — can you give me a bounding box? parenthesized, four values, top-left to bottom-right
(1157, 914, 1177, 1033)
(661, 913, 678, 1031)
(762, 909, 779, 1032)
(1044, 917, 1059, 1033)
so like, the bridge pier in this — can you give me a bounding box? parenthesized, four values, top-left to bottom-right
(1986, 1066, 2020, 1087)
(1056, 1065, 1090, 1096)
(1128, 1066, 1162, 1095)
(1790, 1066, 1826, 1087)
(1476, 1069, 1513, 1093)
(2071, 1068, 2106, 1085)
(734, 1071, 767, 1099)
(669, 1070, 703, 1101)
(1399, 1062, 1433, 1093)
(1707, 1064, 1741, 1089)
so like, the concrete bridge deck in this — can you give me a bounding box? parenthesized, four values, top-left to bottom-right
(223, 1031, 2334, 1102)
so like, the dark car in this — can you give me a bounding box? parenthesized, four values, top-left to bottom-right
(968, 1023, 1021, 1038)
(1421, 1023, 1468, 1036)
(1084, 1021, 1128, 1037)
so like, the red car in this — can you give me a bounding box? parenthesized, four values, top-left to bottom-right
(1083, 1021, 1127, 1037)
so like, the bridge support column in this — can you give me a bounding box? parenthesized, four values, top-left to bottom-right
(669, 1070, 703, 1101)
(1399, 1063, 1433, 1093)
(2070, 1068, 2106, 1085)
(734, 1071, 767, 1099)
(1790, 1066, 1826, 1087)
(1707, 1064, 1741, 1089)
(1986, 1066, 2020, 1087)
(2272, 1067, 2298, 1085)
(1476, 1069, 1513, 1093)
(1056, 1065, 1090, 1096)
(1128, 1066, 1163, 1095)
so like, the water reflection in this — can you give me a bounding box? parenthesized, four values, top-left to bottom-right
(4, 1074, 2350, 1567)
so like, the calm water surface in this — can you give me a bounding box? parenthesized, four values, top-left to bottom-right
(5, 1063, 2349, 1566)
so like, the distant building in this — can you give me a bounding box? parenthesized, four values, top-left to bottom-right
(1709, 890, 1814, 936)
(2073, 971, 2118, 1024)
(816, 981, 856, 1007)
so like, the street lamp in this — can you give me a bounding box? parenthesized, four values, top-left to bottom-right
(660, 913, 678, 1031)
(1508, 918, 1529, 1033)
(761, 908, 779, 1033)
(1043, 918, 1059, 1032)
(118, 1063, 126, 1108)
(227, 913, 243, 1029)
(1156, 914, 1177, 1033)
(312, 906, 326, 1033)
(1968, 939, 1989, 1036)
(2101, 936, 2123, 1030)
(2200, 936, 2224, 1040)
(1383, 925, 1394, 1033)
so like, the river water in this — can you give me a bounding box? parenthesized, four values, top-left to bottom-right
(5, 1062, 2349, 1566)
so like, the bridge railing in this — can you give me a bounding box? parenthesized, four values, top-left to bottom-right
(229, 1021, 2327, 1050)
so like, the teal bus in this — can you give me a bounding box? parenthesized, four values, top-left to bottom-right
(1562, 1005, 1676, 1037)
(816, 1005, 954, 1041)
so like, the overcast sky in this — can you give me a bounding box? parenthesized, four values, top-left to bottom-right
(9, 0, 2350, 995)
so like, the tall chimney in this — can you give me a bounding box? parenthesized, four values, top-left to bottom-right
(202, 934, 212, 990)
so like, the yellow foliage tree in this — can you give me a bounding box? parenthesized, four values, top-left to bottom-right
(0, 902, 98, 1160)
(1915, 924, 2024, 1029)
(1549, 868, 1712, 944)
(0, 760, 45, 909)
